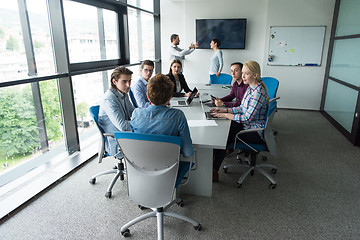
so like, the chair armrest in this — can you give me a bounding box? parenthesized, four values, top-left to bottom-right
(103, 133, 114, 138)
(233, 127, 265, 153)
(269, 97, 280, 102)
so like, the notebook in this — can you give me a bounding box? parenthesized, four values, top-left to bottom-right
(205, 111, 228, 120)
(171, 87, 198, 107)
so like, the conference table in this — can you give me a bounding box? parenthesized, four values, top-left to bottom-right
(171, 84, 232, 197)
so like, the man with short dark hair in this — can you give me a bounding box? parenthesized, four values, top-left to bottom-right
(132, 60, 154, 108)
(169, 34, 199, 67)
(131, 74, 194, 158)
(99, 66, 135, 155)
(212, 62, 248, 108)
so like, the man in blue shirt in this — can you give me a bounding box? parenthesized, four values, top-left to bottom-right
(132, 60, 154, 108)
(131, 74, 194, 158)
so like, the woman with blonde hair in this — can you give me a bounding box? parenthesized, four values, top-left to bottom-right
(210, 60, 269, 182)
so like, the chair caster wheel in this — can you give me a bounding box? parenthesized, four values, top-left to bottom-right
(138, 205, 148, 210)
(121, 229, 130, 237)
(236, 183, 242, 188)
(250, 170, 254, 176)
(194, 224, 202, 231)
(269, 183, 276, 189)
(271, 168, 277, 174)
(89, 178, 96, 184)
(105, 191, 112, 198)
(177, 200, 184, 207)
(120, 174, 124, 181)
(223, 167, 228, 173)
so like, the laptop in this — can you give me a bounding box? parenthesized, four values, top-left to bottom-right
(205, 111, 228, 120)
(171, 87, 198, 107)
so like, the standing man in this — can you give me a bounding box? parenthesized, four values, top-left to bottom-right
(98, 66, 134, 156)
(132, 60, 154, 108)
(212, 62, 248, 108)
(169, 34, 199, 66)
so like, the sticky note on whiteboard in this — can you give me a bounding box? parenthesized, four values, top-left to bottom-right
(290, 49, 295, 53)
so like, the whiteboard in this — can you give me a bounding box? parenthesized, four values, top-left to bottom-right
(267, 26, 326, 66)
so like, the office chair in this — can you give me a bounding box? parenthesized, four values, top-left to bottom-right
(114, 132, 202, 240)
(223, 102, 278, 189)
(128, 88, 138, 108)
(88, 105, 126, 198)
(261, 76, 280, 136)
(210, 73, 232, 84)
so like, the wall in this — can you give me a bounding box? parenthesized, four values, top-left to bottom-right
(160, 0, 335, 110)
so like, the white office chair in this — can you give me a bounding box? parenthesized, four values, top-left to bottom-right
(223, 101, 278, 189)
(115, 132, 202, 240)
(88, 105, 125, 198)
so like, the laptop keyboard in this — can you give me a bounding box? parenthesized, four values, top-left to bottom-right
(178, 101, 186, 105)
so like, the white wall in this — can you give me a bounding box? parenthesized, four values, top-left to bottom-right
(160, 0, 335, 110)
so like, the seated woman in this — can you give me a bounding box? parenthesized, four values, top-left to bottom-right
(166, 59, 198, 97)
(210, 61, 269, 182)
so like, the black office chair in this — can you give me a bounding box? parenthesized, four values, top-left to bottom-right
(223, 102, 278, 189)
(88, 105, 126, 198)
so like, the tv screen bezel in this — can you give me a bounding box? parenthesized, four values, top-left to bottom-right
(196, 18, 247, 50)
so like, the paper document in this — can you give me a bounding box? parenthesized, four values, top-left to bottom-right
(187, 120, 218, 127)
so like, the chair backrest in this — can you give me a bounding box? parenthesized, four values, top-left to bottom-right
(128, 88, 138, 108)
(89, 105, 106, 162)
(115, 132, 182, 208)
(261, 77, 279, 100)
(264, 107, 277, 157)
(210, 73, 232, 84)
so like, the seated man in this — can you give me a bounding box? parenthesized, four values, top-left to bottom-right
(132, 60, 154, 108)
(98, 66, 134, 156)
(131, 74, 194, 185)
(212, 62, 248, 108)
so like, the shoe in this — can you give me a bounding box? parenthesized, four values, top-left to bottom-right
(212, 170, 219, 182)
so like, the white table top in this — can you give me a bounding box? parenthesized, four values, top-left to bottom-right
(171, 85, 232, 149)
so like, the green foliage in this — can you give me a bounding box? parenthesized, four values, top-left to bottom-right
(39, 79, 63, 141)
(6, 35, 19, 51)
(33, 40, 44, 49)
(0, 27, 4, 39)
(76, 102, 89, 121)
(0, 86, 40, 157)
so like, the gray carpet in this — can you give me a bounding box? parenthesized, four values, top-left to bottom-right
(1, 109, 360, 240)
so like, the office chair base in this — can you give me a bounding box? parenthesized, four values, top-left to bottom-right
(89, 160, 126, 198)
(223, 162, 278, 188)
(120, 206, 201, 240)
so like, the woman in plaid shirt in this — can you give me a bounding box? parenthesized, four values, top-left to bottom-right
(210, 61, 269, 182)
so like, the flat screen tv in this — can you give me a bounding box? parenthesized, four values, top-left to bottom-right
(196, 19, 247, 49)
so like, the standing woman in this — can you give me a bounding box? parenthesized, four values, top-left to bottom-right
(167, 59, 197, 97)
(209, 38, 223, 77)
(210, 61, 269, 182)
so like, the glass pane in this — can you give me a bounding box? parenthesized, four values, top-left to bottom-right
(128, 8, 155, 63)
(27, 0, 56, 76)
(39, 79, 64, 148)
(72, 72, 106, 148)
(329, 38, 360, 87)
(335, 0, 360, 37)
(103, 9, 119, 60)
(63, 1, 100, 63)
(0, 2, 28, 82)
(127, 0, 154, 12)
(324, 80, 357, 133)
(0, 84, 40, 172)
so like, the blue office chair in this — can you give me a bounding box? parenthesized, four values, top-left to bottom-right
(88, 105, 126, 198)
(128, 88, 138, 108)
(261, 77, 280, 135)
(210, 73, 232, 84)
(114, 132, 201, 239)
(223, 102, 278, 189)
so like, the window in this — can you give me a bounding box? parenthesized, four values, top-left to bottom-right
(128, 7, 155, 63)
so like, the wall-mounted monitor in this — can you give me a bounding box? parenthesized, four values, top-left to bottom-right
(196, 18, 247, 49)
